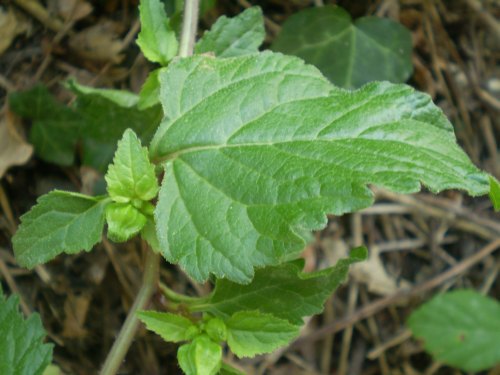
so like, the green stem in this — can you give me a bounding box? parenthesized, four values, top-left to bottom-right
(159, 282, 209, 304)
(178, 0, 200, 58)
(100, 2, 201, 373)
(100, 249, 160, 375)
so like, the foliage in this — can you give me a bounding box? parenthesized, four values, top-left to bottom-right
(271, 5, 413, 89)
(8, 1, 500, 374)
(0, 290, 53, 375)
(9, 82, 162, 172)
(408, 290, 500, 372)
(195, 7, 265, 57)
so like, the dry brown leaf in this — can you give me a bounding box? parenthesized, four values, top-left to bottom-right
(48, 0, 93, 22)
(62, 293, 91, 338)
(68, 20, 124, 63)
(322, 238, 411, 296)
(0, 109, 33, 179)
(0, 6, 31, 56)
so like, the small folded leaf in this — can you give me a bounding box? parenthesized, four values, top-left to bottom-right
(489, 176, 500, 211)
(106, 129, 159, 203)
(226, 311, 300, 358)
(195, 7, 265, 57)
(105, 203, 147, 242)
(0, 293, 53, 375)
(408, 289, 500, 372)
(199, 248, 366, 325)
(13, 191, 108, 268)
(137, 310, 199, 343)
(271, 6, 413, 88)
(151, 52, 489, 283)
(203, 317, 227, 342)
(177, 335, 222, 375)
(137, 0, 178, 65)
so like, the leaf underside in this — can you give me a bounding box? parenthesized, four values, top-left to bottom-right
(150, 51, 489, 283)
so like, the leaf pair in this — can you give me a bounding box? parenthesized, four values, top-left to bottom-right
(13, 129, 158, 267)
(138, 248, 365, 373)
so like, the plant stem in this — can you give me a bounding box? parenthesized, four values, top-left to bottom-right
(178, 0, 200, 58)
(159, 282, 209, 304)
(100, 249, 160, 375)
(100, 2, 201, 373)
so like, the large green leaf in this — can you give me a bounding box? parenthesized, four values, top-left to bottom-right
(271, 6, 413, 88)
(9, 85, 80, 166)
(408, 290, 500, 372)
(225, 311, 300, 358)
(137, 0, 178, 65)
(150, 52, 489, 283)
(195, 248, 365, 325)
(12, 191, 109, 268)
(195, 7, 265, 57)
(0, 293, 53, 375)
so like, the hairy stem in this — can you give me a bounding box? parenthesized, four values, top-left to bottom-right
(179, 0, 200, 58)
(100, 249, 160, 375)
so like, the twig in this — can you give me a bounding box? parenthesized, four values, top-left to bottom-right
(13, 0, 64, 32)
(367, 329, 413, 360)
(374, 188, 500, 240)
(463, 0, 500, 41)
(295, 238, 500, 345)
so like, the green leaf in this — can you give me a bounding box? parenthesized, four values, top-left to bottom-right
(198, 248, 366, 325)
(489, 176, 500, 211)
(226, 311, 299, 358)
(203, 317, 227, 342)
(66, 79, 139, 107)
(12, 191, 109, 268)
(9, 85, 79, 165)
(137, 0, 178, 65)
(137, 310, 199, 343)
(0, 293, 53, 375)
(138, 69, 163, 110)
(105, 129, 159, 203)
(219, 363, 245, 375)
(69, 84, 162, 168)
(177, 335, 222, 375)
(195, 7, 265, 57)
(271, 6, 413, 88)
(150, 52, 489, 283)
(408, 289, 500, 372)
(105, 203, 147, 242)
(9, 83, 162, 172)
